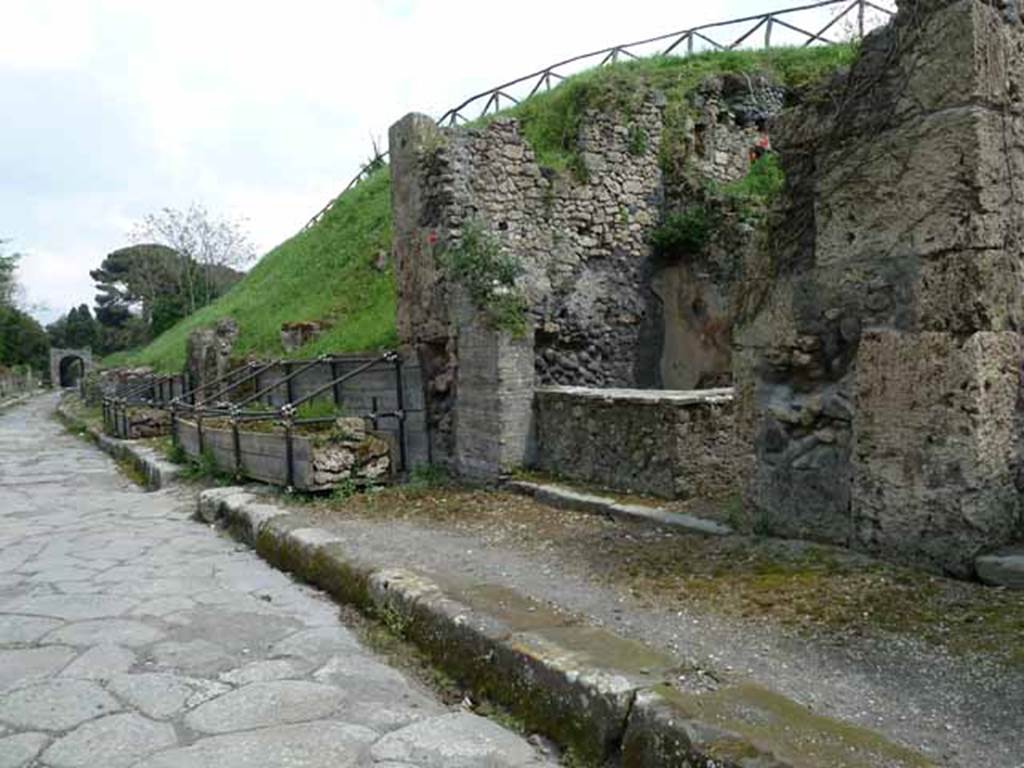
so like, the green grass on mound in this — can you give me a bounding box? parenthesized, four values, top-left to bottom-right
(497, 45, 858, 175)
(105, 168, 396, 373)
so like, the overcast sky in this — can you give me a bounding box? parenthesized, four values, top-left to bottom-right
(0, 0, 887, 324)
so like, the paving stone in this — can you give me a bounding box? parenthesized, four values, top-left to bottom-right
(0, 679, 121, 731)
(108, 673, 229, 720)
(0, 615, 62, 644)
(269, 626, 360, 663)
(147, 639, 235, 676)
(60, 644, 136, 681)
(129, 597, 196, 618)
(0, 594, 137, 621)
(0, 396, 549, 768)
(43, 618, 164, 648)
(184, 680, 349, 734)
(0, 732, 48, 768)
(132, 720, 378, 768)
(219, 658, 307, 685)
(0, 646, 76, 691)
(370, 712, 546, 767)
(40, 713, 177, 768)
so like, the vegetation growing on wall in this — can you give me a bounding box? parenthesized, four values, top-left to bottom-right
(441, 220, 529, 336)
(105, 169, 397, 372)
(652, 207, 711, 256)
(653, 154, 785, 260)
(497, 45, 857, 178)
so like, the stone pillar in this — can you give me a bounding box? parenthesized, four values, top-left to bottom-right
(390, 113, 537, 476)
(453, 300, 535, 480)
(735, 0, 1024, 575)
(389, 113, 459, 467)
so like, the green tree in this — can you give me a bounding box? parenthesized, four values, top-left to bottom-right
(0, 241, 22, 309)
(0, 240, 46, 375)
(64, 305, 98, 349)
(0, 307, 48, 374)
(90, 241, 243, 354)
(130, 204, 254, 315)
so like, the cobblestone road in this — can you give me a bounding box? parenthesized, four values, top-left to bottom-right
(0, 395, 551, 768)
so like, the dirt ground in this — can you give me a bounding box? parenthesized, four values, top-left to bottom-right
(273, 480, 1024, 768)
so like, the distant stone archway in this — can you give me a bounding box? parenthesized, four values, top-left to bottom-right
(49, 347, 93, 388)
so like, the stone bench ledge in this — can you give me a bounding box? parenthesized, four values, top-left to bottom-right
(535, 386, 734, 407)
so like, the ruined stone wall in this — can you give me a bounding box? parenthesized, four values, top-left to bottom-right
(390, 81, 781, 475)
(437, 101, 666, 389)
(185, 318, 239, 400)
(735, 0, 1024, 575)
(534, 386, 740, 500)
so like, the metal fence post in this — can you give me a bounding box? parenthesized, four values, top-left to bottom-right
(284, 420, 295, 491)
(331, 360, 341, 406)
(858, 0, 866, 39)
(394, 356, 408, 473)
(284, 362, 295, 406)
(232, 417, 242, 477)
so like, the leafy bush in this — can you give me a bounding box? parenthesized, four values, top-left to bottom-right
(442, 221, 529, 335)
(722, 154, 785, 202)
(652, 207, 711, 256)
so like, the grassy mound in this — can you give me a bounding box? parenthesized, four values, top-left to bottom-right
(109, 46, 856, 374)
(500, 45, 857, 174)
(105, 169, 395, 373)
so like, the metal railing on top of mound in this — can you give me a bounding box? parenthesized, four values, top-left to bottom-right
(303, 0, 895, 230)
(168, 352, 409, 490)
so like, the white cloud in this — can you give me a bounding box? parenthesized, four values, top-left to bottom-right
(0, 2, 96, 71)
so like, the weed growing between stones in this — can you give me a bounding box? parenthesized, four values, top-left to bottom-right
(652, 207, 711, 256)
(114, 456, 149, 487)
(626, 123, 649, 156)
(294, 399, 347, 421)
(177, 447, 235, 485)
(441, 220, 529, 336)
(408, 463, 451, 489)
(652, 153, 784, 264)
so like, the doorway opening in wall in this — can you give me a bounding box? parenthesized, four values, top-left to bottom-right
(58, 356, 85, 388)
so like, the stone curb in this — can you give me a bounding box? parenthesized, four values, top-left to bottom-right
(56, 397, 181, 491)
(505, 480, 734, 537)
(198, 486, 935, 768)
(0, 392, 34, 412)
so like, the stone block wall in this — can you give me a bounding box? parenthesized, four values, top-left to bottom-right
(390, 80, 778, 478)
(0, 369, 36, 399)
(534, 387, 741, 500)
(735, 0, 1024, 575)
(393, 102, 667, 390)
(454, 304, 536, 480)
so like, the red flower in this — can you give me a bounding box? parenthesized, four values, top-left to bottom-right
(426, 231, 439, 246)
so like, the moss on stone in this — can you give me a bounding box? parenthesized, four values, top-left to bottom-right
(649, 682, 934, 767)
